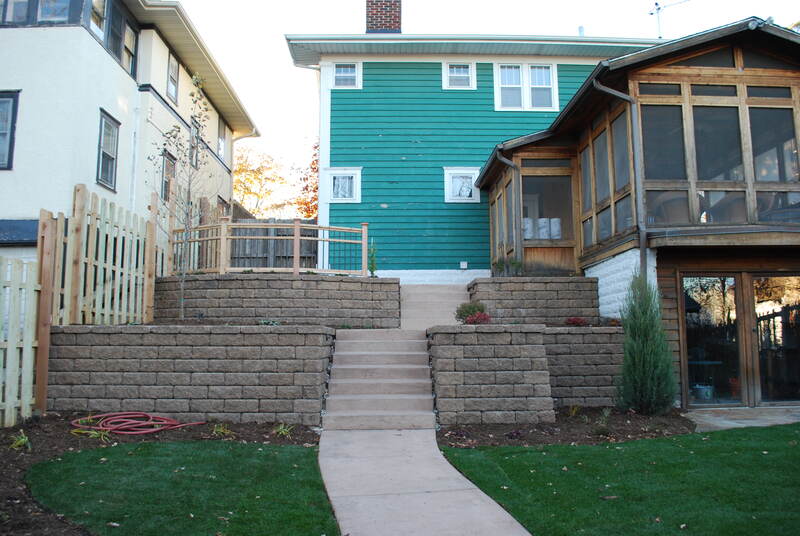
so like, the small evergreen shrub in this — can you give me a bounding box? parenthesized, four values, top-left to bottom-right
(455, 302, 486, 324)
(617, 272, 677, 415)
(464, 312, 491, 325)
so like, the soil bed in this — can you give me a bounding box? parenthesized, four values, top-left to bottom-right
(437, 407, 696, 448)
(0, 413, 320, 536)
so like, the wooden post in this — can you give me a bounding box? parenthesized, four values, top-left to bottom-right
(143, 208, 157, 324)
(361, 222, 369, 276)
(65, 184, 88, 325)
(35, 210, 55, 413)
(292, 218, 301, 275)
(218, 216, 230, 274)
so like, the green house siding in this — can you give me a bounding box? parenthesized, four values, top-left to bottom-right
(329, 62, 595, 271)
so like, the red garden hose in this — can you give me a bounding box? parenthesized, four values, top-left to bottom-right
(71, 412, 205, 435)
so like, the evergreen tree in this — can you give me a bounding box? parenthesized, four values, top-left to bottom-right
(617, 272, 677, 415)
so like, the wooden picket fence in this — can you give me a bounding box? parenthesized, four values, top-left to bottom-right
(39, 184, 166, 326)
(0, 257, 42, 426)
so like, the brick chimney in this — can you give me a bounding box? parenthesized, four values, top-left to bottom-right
(366, 0, 401, 33)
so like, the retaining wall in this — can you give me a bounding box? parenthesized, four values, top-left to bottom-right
(428, 325, 556, 425)
(468, 277, 600, 325)
(47, 325, 335, 425)
(153, 274, 400, 329)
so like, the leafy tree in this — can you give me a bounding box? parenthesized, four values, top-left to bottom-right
(294, 141, 319, 219)
(617, 272, 677, 415)
(232, 148, 288, 218)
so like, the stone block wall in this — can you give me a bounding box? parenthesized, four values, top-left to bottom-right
(428, 325, 555, 425)
(468, 277, 600, 325)
(48, 325, 335, 425)
(544, 327, 624, 407)
(154, 274, 400, 329)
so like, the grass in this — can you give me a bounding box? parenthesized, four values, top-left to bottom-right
(26, 441, 339, 536)
(442, 424, 800, 535)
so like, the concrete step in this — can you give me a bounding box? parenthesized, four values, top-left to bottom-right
(336, 339, 428, 353)
(328, 379, 432, 395)
(334, 351, 429, 366)
(336, 329, 426, 341)
(323, 410, 436, 430)
(326, 394, 434, 412)
(331, 364, 431, 381)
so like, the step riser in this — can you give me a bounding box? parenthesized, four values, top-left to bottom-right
(326, 397, 433, 412)
(323, 414, 436, 430)
(332, 367, 430, 380)
(334, 354, 429, 366)
(328, 381, 430, 395)
(336, 341, 428, 352)
(335, 329, 425, 341)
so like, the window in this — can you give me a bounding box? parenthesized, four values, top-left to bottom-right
(333, 63, 360, 89)
(105, 3, 138, 76)
(639, 83, 681, 95)
(615, 195, 633, 232)
(167, 54, 179, 103)
(597, 207, 612, 241)
(673, 47, 734, 68)
(495, 63, 558, 111)
(742, 49, 796, 70)
(3, 0, 28, 23)
(593, 130, 610, 203)
(580, 147, 591, 212)
(698, 190, 747, 224)
(646, 190, 690, 226)
(161, 152, 175, 201)
(37, 0, 69, 22)
(442, 62, 475, 90)
(757, 192, 800, 223)
(0, 91, 19, 170)
(96, 111, 119, 189)
(749, 107, 798, 183)
(121, 23, 136, 74)
(217, 116, 227, 162)
(611, 111, 630, 190)
(747, 86, 791, 99)
(504, 182, 515, 246)
(642, 105, 687, 181)
(326, 167, 361, 203)
(443, 167, 479, 203)
(90, 0, 105, 37)
(522, 176, 573, 240)
(691, 85, 736, 97)
(693, 106, 743, 181)
(582, 218, 593, 248)
(189, 119, 199, 169)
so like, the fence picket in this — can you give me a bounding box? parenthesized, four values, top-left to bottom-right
(3, 259, 23, 426)
(20, 262, 37, 420)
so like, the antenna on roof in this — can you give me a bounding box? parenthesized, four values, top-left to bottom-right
(648, 0, 691, 39)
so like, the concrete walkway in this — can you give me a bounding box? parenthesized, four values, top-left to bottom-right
(319, 429, 530, 536)
(686, 406, 800, 432)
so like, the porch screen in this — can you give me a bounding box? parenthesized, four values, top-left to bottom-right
(522, 176, 573, 240)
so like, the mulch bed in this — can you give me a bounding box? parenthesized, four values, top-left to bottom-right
(0, 413, 320, 536)
(437, 407, 696, 448)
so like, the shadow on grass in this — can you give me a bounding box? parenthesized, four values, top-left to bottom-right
(442, 424, 800, 536)
(27, 441, 340, 536)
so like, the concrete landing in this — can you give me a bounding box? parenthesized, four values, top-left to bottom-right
(401, 284, 469, 330)
(686, 406, 800, 432)
(319, 429, 531, 536)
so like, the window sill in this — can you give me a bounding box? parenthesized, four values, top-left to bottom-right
(96, 181, 117, 193)
(494, 107, 560, 113)
(444, 198, 481, 204)
(330, 198, 360, 204)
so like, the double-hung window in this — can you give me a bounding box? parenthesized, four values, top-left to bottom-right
(3, 0, 29, 23)
(96, 111, 120, 189)
(167, 54, 179, 103)
(333, 63, 361, 89)
(189, 119, 200, 169)
(161, 152, 175, 201)
(495, 63, 558, 111)
(0, 91, 19, 170)
(327, 167, 361, 203)
(106, 3, 138, 76)
(444, 167, 480, 202)
(90, 0, 105, 37)
(217, 116, 227, 162)
(443, 62, 475, 90)
(37, 0, 69, 22)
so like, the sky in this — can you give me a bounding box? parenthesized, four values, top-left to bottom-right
(177, 0, 798, 172)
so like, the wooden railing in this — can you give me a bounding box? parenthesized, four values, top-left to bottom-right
(171, 219, 369, 276)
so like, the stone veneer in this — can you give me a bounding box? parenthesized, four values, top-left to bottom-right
(47, 325, 334, 425)
(154, 274, 400, 329)
(468, 277, 600, 325)
(544, 327, 624, 407)
(428, 325, 626, 424)
(428, 325, 556, 425)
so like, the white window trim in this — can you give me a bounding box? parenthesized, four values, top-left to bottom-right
(493, 63, 559, 112)
(332, 62, 362, 90)
(325, 167, 362, 203)
(443, 167, 481, 203)
(441, 61, 476, 90)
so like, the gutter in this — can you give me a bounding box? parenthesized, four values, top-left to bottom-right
(591, 80, 648, 277)
(495, 149, 524, 264)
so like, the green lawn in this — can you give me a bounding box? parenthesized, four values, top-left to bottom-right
(443, 424, 800, 535)
(27, 441, 339, 536)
